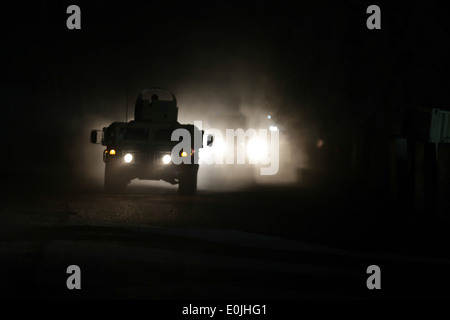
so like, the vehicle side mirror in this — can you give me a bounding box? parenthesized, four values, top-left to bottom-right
(90, 130, 102, 144)
(207, 135, 214, 146)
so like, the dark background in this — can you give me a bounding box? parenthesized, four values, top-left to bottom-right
(0, 0, 449, 190)
(1, 0, 450, 301)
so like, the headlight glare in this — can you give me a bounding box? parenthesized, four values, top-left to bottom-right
(162, 154, 171, 164)
(124, 153, 133, 163)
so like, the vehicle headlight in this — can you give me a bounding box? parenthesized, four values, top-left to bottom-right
(162, 154, 171, 164)
(247, 138, 268, 163)
(124, 153, 133, 163)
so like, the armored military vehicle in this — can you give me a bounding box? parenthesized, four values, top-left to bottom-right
(90, 88, 206, 195)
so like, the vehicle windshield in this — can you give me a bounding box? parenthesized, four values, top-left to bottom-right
(120, 128, 149, 141)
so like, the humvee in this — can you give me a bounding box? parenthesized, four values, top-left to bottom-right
(90, 88, 207, 195)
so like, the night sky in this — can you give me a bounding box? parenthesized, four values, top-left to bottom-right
(1, 0, 449, 190)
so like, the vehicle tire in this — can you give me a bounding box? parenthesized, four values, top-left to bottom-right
(178, 167, 198, 195)
(104, 161, 128, 193)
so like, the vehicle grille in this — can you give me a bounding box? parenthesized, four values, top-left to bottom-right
(135, 152, 168, 164)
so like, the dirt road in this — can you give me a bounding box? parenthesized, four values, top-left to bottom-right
(1, 182, 450, 299)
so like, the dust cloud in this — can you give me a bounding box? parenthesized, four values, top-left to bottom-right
(62, 48, 317, 193)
